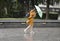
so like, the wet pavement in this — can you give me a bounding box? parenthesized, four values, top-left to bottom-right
(0, 28, 60, 41)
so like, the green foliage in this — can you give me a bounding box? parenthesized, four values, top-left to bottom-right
(0, 0, 59, 18)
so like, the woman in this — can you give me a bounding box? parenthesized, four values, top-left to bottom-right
(24, 8, 36, 34)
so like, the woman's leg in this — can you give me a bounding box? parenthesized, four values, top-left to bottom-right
(29, 25, 33, 32)
(24, 25, 31, 33)
(29, 23, 34, 34)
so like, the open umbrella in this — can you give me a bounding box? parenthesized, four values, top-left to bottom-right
(35, 5, 43, 18)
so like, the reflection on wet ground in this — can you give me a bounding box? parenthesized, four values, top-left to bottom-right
(0, 28, 60, 41)
(24, 33, 34, 41)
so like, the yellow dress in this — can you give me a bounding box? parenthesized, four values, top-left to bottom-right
(26, 9, 36, 25)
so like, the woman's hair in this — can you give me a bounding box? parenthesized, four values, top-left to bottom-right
(27, 6, 37, 14)
(29, 6, 36, 11)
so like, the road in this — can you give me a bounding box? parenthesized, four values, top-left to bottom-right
(0, 28, 60, 41)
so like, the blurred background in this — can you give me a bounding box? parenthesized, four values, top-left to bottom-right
(0, 0, 60, 20)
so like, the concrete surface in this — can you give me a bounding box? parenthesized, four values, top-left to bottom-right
(0, 19, 60, 28)
(0, 28, 60, 41)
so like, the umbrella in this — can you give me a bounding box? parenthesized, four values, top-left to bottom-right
(35, 5, 43, 18)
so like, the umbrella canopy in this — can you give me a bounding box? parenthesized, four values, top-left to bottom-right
(35, 5, 43, 18)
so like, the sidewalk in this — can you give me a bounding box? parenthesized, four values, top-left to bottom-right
(0, 19, 60, 23)
(0, 19, 60, 28)
(0, 28, 60, 41)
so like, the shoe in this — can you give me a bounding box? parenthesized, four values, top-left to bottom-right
(30, 31, 35, 34)
(24, 29, 27, 33)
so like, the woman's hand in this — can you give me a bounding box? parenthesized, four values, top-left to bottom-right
(26, 20, 30, 24)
